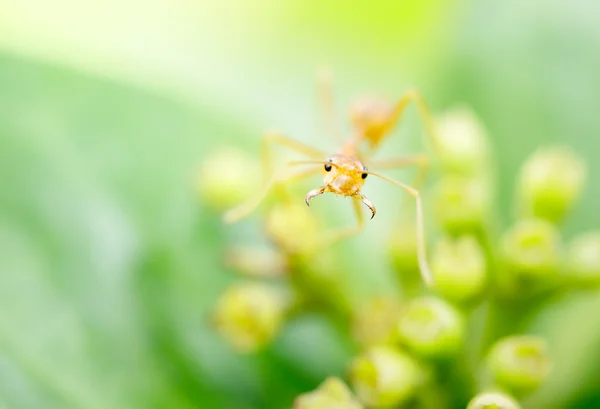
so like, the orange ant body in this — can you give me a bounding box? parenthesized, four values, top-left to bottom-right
(223, 71, 438, 286)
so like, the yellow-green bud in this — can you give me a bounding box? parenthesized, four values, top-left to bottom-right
(431, 235, 486, 303)
(265, 202, 319, 255)
(517, 145, 587, 223)
(349, 346, 425, 408)
(212, 282, 288, 353)
(433, 175, 491, 233)
(351, 297, 402, 348)
(487, 335, 551, 395)
(197, 147, 261, 211)
(396, 297, 465, 359)
(567, 231, 600, 285)
(501, 218, 561, 280)
(293, 377, 363, 409)
(467, 391, 521, 409)
(434, 106, 491, 175)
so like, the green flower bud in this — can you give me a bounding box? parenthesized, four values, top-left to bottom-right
(225, 245, 286, 278)
(467, 391, 521, 409)
(567, 231, 600, 285)
(212, 282, 289, 353)
(501, 218, 561, 280)
(197, 147, 261, 210)
(517, 145, 587, 223)
(435, 106, 491, 175)
(433, 175, 491, 233)
(265, 201, 319, 255)
(396, 297, 465, 359)
(431, 235, 486, 303)
(487, 335, 551, 395)
(294, 377, 363, 409)
(351, 297, 402, 348)
(349, 346, 425, 408)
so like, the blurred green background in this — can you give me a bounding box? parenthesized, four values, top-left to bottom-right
(1, 0, 600, 408)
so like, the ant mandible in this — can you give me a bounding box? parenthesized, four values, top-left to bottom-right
(223, 70, 438, 287)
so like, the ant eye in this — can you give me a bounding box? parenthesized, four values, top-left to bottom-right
(324, 160, 332, 172)
(362, 166, 368, 179)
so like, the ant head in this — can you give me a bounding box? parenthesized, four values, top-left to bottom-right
(350, 96, 395, 148)
(321, 154, 368, 196)
(304, 154, 375, 219)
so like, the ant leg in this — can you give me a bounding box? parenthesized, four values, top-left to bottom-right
(315, 67, 340, 142)
(369, 153, 430, 190)
(388, 89, 439, 154)
(223, 165, 321, 223)
(363, 170, 434, 287)
(320, 195, 367, 247)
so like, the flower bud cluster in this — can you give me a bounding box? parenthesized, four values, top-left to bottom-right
(204, 103, 593, 409)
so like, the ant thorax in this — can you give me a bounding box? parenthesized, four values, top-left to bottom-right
(323, 154, 367, 196)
